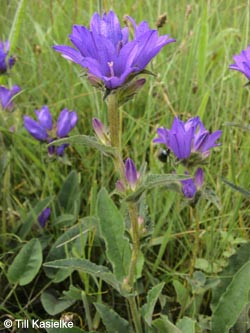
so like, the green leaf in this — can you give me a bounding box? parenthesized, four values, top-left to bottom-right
(7, 238, 42, 285)
(125, 174, 186, 202)
(211, 261, 250, 333)
(173, 279, 189, 308)
(211, 242, 250, 310)
(152, 315, 182, 333)
(48, 135, 116, 156)
(141, 282, 165, 326)
(176, 317, 196, 333)
(18, 197, 53, 239)
(56, 170, 80, 216)
(43, 258, 120, 292)
(94, 303, 131, 333)
(44, 217, 96, 282)
(41, 290, 75, 315)
(96, 188, 131, 281)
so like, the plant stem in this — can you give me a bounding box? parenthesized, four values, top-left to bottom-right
(128, 297, 143, 333)
(127, 202, 140, 288)
(107, 91, 142, 332)
(190, 206, 199, 276)
(107, 92, 120, 150)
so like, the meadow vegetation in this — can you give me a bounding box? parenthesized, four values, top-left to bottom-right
(0, 1, 249, 332)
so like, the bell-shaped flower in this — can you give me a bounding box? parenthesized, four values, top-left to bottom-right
(181, 168, 204, 198)
(229, 45, 250, 81)
(0, 40, 15, 74)
(125, 158, 139, 191)
(24, 106, 78, 156)
(154, 116, 221, 161)
(53, 11, 175, 90)
(0, 85, 21, 110)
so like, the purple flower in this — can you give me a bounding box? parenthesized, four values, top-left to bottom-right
(125, 158, 139, 191)
(0, 40, 15, 74)
(53, 11, 175, 90)
(154, 117, 221, 160)
(24, 106, 78, 155)
(181, 168, 204, 198)
(0, 85, 21, 110)
(229, 45, 250, 80)
(38, 207, 51, 228)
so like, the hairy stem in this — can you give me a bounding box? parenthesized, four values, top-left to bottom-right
(107, 92, 120, 150)
(127, 202, 140, 288)
(190, 206, 199, 276)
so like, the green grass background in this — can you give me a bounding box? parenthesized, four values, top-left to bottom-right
(0, 0, 250, 324)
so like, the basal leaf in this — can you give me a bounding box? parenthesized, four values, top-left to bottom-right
(7, 238, 42, 285)
(211, 261, 250, 333)
(41, 290, 75, 315)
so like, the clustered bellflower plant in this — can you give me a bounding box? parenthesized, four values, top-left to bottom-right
(45, 10, 223, 333)
(24, 106, 78, 155)
(0, 7, 226, 333)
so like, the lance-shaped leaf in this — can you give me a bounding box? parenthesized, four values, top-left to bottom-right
(140, 282, 165, 326)
(96, 188, 131, 281)
(211, 261, 250, 333)
(94, 303, 131, 333)
(48, 135, 116, 156)
(125, 173, 188, 202)
(43, 258, 120, 292)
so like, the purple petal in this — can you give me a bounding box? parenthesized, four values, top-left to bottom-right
(229, 45, 250, 79)
(53, 45, 83, 64)
(181, 177, 197, 198)
(125, 158, 138, 190)
(38, 207, 51, 228)
(0, 85, 21, 110)
(35, 106, 53, 130)
(56, 144, 69, 156)
(24, 116, 48, 140)
(57, 109, 78, 137)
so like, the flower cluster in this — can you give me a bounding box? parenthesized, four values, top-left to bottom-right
(154, 117, 222, 198)
(154, 117, 222, 160)
(229, 45, 250, 81)
(0, 40, 15, 74)
(53, 11, 175, 90)
(24, 106, 78, 155)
